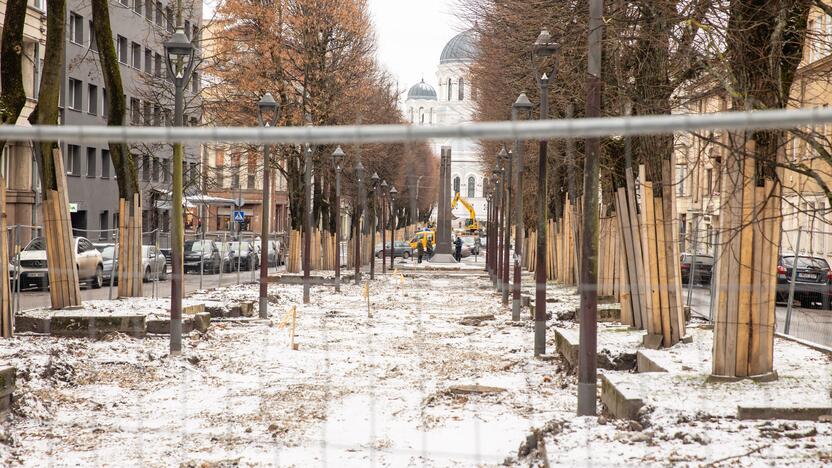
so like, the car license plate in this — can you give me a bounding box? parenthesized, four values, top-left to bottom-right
(28, 272, 45, 278)
(797, 272, 817, 281)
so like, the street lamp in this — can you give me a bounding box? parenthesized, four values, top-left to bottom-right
(491, 164, 502, 289)
(389, 186, 398, 270)
(370, 172, 380, 279)
(532, 28, 560, 356)
(164, 26, 196, 356)
(486, 192, 493, 277)
(496, 147, 509, 301)
(354, 161, 365, 284)
(511, 92, 533, 320)
(331, 146, 345, 292)
(380, 179, 389, 274)
(257, 93, 279, 319)
(499, 147, 512, 307)
(303, 144, 312, 304)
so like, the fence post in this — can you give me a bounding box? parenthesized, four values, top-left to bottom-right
(236, 233, 242, 285)
(9, 226, 17, 319)
(784, 227, 803, 335)
(109, 230, 118, 301)
(151, 229, 158, 300)
(686, 215, 700, 310)
(219, 231, 226, 288)
(199, 230, 205, 291)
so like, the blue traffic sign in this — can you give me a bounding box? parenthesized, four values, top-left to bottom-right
(233, 210, 245, 223)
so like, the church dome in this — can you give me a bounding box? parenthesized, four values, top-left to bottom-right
(407, 79, 437, 100)
(440, 29, 477, 64)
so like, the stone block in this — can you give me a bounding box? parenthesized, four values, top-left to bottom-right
(636, 351, 668, 373)
(146, 316, 194, 335)
(193, 312, 211, 333)
(0, 366, 14, 417)
(14, 314, 50, 334)
(737, 405, 832, 421)
(642, 334, 663, 350)
(238, 301, 255, 317)
(554, 328, 579, 368)
(182, 303, 206, 315)
(600, 373, 644, 420)
(50, 314, 146, 338)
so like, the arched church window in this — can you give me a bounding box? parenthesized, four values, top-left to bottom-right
(467, 176, 475, 198)
(458, 78, 464, 101)
(447, 78, 452, 101)
(409, 108, 414, 123)
(429, 108, 433, 124)
(419, 107, 424, 124)
(453, 176, 460, 194)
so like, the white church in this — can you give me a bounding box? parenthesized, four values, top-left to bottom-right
(404, 29, 487, 229)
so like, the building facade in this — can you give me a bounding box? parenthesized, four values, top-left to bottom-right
(404, 29, 487, 228)
(60, 0, 203, 242)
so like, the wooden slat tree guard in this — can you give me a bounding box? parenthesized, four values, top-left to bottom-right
(117, 194, 143, 298)
(287, 229, 301, 273)
(45, 148, 82, 309)
(0, 179, 12, 337)
(711, 136, 780, 379)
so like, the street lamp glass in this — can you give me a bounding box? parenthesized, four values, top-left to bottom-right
(164, 27, 195, 80)
(257, 93, 279, 127)
(389, 186, 398, 202)
(533, 29, 560, 57)
(371, 172, 380, 186)
(355, 161, 365, 183)
(332, 146, 345, 170)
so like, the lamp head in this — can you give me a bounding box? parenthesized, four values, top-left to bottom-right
(389, 186, 398, 201)
(513, 92, 533, 112)
(355, 161, 365, 182)
(257, 93, 279, 127)
(331, 146, 345, 170)
(164, 27, 195, 80)
(533, 29, 560, 57)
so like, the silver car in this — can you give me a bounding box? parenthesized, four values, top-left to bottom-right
(102, 245, 167, 284)
(16, 236, 104, 290)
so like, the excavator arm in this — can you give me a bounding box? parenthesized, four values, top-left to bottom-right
(451, 191, 479, 232)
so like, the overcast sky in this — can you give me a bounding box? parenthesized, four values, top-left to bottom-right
(367, 0, 467, 98)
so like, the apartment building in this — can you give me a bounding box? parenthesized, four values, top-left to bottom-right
(0, 0, 46, 241)
(61, 0, 203, 241)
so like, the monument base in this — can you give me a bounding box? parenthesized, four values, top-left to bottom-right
(429, 253, 458, 264)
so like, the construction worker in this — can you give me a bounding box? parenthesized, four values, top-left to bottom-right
(454, 235, 463, 262)
(417, 237, 424, 263)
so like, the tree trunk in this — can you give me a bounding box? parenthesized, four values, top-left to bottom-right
(91, 0, 143, 297)
(31, 0, 82, 309)
(0, 0, 28, 154)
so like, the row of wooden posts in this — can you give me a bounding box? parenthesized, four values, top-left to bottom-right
(285, 225, 415, 273)
(518, 156, 777, 379)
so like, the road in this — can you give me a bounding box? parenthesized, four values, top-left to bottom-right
(684, 284, 832, 348)
(12, 265, 281, 312)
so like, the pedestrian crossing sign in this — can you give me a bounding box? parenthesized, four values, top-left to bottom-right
(233, 210, 245, 223)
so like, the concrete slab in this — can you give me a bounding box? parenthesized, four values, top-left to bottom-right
(554, 328, 579, 368)
(147, 316, 194, 335)
(600, 373, 644, 420)
(267, 273, 354, 285)
(737, 405, 832, 421)
(50, 313, 145, 338)
(636, 350, 669, 373)
(0, 365, 15, 416)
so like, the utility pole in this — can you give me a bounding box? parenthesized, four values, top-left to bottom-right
(578, 0, 604, 416)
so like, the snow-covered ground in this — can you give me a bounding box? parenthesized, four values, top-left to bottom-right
(0, 273, 828, 466)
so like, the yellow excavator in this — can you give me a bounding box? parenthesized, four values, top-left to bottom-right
(452, 192, 480, 233)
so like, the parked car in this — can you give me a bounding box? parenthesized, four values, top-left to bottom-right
(15, 236, 104, 290)
(102, 245, 167, 284)
(222, 241, 259, 272)
(460, 235, 481, 256)
(375, 241, 414, 259)
(680, 253, 714, 285)
(93, 242, 114, 253)
(184, 240, 222, 274)
(253, 238, 284, 267)
(775, 253, 832, 308)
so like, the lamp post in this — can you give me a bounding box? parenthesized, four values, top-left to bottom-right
(512, 93, 533, 320)
(492, 166, 502, 289)
(389, 186, 398, 270)
(257, 93, 279, 319)
(164, 26, 196, 356)
(380, 180, 388, 274)
(532, 28, 560, 356)
(500, 148, 512, 307)
(496, 147, 509, 300)
(303, 144, 312, 304)
(486, 193, 493, 275)
(369, 172, 379, 279)
(331, 146, 345, 292)
(354, 161, 365, 284)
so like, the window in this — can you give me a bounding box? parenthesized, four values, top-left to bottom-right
(130, 97, 141, 125)
(185, 20, 191, 38)
(453, 176, 460, 194)
(447, 78, 452, 101)
(143, 101, 151, 125)
(117, 36, 128, 64)
(102, 88, 108, 118)
(99, 211, 109, 240)
(89, 21, 98, 51)
(216, 149, 225, 187)
(142, 155, 151, 181)
(101, 150, 110, 178)
(191, 162, 199, 186)
(419, 107, 424, 124)
(191, 72, 199, 93)
(86, 148, 97, 177)
(152, 157, 160, 182)
(33, 43, 40, 97)
(163, 158, 171, 183)
(87, 84, 98, 115)
(247, 156, 256, 188)
(676, 165, 687, 197)
(458, 78, 464, 101)
(153, 105, 161, 126)
(145, 0, 152, 19)
(67, 145, 81, 175)
(231, 154, 240, 188)
(144, 49, 152, 74)
(155, 1, 163, 26)
(119, 0, 127, 6)
(467, 176, 475, 198)
(131, 42, 141, 69)
(706, 168, 713, 195)
(133, 0, 142, 14)
(166, 7, 174, 32)
(68, 78, 82, 110)
(69, 12, 83, 44)
(154, 53, 162, 77)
